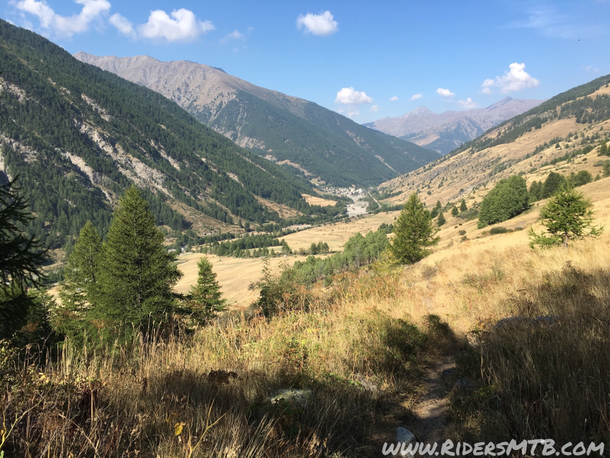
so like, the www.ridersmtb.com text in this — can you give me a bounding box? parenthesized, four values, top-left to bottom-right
(382, 439, 605, 456)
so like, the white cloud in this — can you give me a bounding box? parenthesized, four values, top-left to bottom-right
(335, 87, 373, 105)
(390, 96, 399, 101)
(436, 88, 455, 98)
(15, 0, 111, 38)
(370, 105, 380, 113)
(458, 98, 478, 109)
(296, 10, 338, 36)
(109, 13, 134, 37)
(481, 63, 539, 94)
(348, 110, 360, 117)
(584, 65, 600, 73)
(508, 6, 603, 39)
(138, 9, 215, 42)
(221, 29, 244, 43)
(410, 94, 423, 101)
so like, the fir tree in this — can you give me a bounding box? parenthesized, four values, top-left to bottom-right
(390, 193, 439, 264)
(93, 187, 182, 331)
(459, 200, 468, 212)
(56, 221, 101, 337)
(529, 186, 603, 248)
(183, 257, 225, 324)
(0, 177, 47, 340)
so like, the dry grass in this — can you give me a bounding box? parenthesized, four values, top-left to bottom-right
(301, 194, 336, 207)
(1, 272, 444, 458)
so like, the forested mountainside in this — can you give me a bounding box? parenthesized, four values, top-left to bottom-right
(0, 20, 332, 250)
(75, 52, 439, 187)
(380, 72, 610, 210)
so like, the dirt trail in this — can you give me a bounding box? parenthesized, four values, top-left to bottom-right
(409, 354, 455, 444)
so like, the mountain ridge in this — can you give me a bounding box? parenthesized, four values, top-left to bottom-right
(364, 97, 544, 155)
(74, 52, 439, 187)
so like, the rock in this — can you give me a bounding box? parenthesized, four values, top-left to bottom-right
(269, 388, 313, 407)
(396, 427, 415, 456)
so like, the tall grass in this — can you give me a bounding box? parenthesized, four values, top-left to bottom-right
(0, 272, 437, 458)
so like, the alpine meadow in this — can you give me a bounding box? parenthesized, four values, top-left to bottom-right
(2, 2, 610, 457)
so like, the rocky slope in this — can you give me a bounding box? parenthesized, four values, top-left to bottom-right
(74, 52, 439, 187)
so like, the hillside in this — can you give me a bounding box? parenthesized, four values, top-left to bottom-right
(0, 20, 331, 250)
(74, 52, 439, 187)
(379, 74, 610, 211)
(364, 98, 543, 154)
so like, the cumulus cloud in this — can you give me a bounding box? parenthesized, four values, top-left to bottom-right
(390, 96, 399, 101)
(335, 87, 373, 105)
(458, 98, 478, 109)
(481, 63, 539, 94)
(370, 105, 380, 113)
(137, 9, 214, 42)
(15, 0, 110, 37)
(348, 110, 360, 117)
(221, 29, 244, 43)
(436, 88, 455, 98)
(410, 94, 422, 101)
(109, 13, 134, 37)
(296, 10, 338, 36)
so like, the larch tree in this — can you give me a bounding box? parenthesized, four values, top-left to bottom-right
(529, 186, 603, 248)
(93, 186, 182, 332)
(390, 193, 439, 264)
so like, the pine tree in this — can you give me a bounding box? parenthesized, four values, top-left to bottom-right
(529, 186, 603, 248)
(93, 187, 182, 331)
(430, 200, 442, 218)
(459, 200, 468, 212)
(0, 177, 48, 340)
(600, 140, 608, 156)
(56, 221, 101, 337)
(437, 211, 446, 226)
(390, 193, 440, 264)
(183, 257, 225, 324)
(451, 206, 459, 217)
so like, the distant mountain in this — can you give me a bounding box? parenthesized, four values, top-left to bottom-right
(74, 52, 439, 187)
(0, 20, 326, 249)
(364, 98, 543, 155)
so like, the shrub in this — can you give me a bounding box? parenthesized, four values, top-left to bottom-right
(478, 176, 529, 228)
(489, 226, 509, 235)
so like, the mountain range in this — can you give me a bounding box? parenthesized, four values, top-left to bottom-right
(364, 98, 543, 155)
(74, 52, 439, 187)
(0, 19, 332, 249)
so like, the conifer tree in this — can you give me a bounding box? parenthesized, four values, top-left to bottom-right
(0, 177, 47, 340)
(529, 186, 603, 248)
(430, 200, 442, 218)
(437, 211, 446, 226)
(183, 257, 225, 324)
(56, 221, 101, 337)
(451, 206, 459, 217)
(93, 187, 182, 331)
(459, 200, 468, 212)
(600, 140, 608, 156)
(390, 193, 439, 264)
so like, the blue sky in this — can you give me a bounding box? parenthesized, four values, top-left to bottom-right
(3, 0, 610, 123)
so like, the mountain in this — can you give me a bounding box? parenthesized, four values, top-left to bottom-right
(379, 73, 610, 212)
(364, 98, 543, 155)
(0, 20, 331, 250)
(74, 52, 439, 187)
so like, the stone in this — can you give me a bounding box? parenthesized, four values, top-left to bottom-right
(396, 427, 415, 456)
(269, 388, 313, 407)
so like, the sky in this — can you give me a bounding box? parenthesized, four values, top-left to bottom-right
(2, 0, 610, 123)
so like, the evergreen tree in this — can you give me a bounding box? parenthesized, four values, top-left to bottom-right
(430, 200, 442, 218)
(451, 206, 459, 217)
(390, 193, 439, 264)
(0, 177, 47, 340)
(600, 140, 608, 156)
(459, 200, 468, 212)
(437, 211, 446, 226)
(541, 172, 566, 199)
(529, 186, 603, 248)
(93, 187, 182, 331)
(183, 257, 225, 324)
(56, 221, 101, 337)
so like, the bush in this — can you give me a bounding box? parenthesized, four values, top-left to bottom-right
(489, 226, 509, 235)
